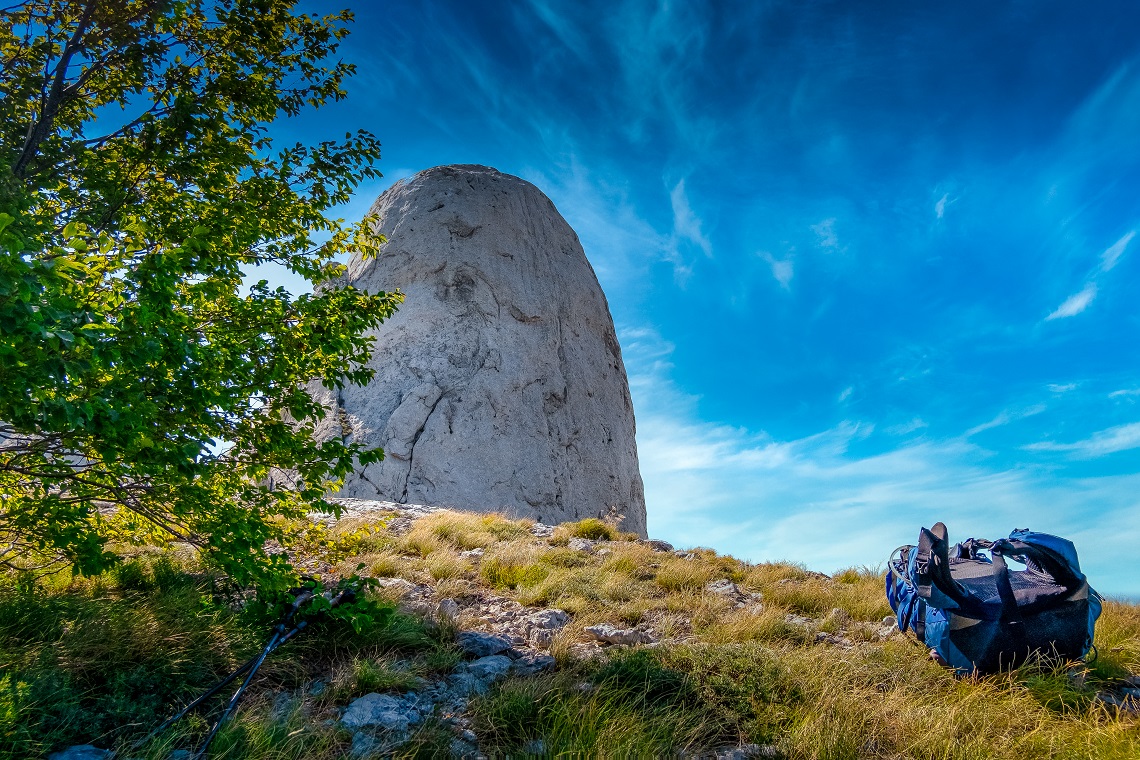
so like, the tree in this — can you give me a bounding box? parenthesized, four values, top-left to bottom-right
(0, 0, 401, 588)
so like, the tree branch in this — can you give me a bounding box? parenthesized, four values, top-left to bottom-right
(13, 0, 95, 178)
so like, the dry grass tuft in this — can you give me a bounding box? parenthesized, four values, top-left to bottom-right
(480, 541, 550, 590)
(408, 510, 530, 552)
(655, 558, 717, 592)
(423, 547, 472, 581)
(561, 517, 617, 541)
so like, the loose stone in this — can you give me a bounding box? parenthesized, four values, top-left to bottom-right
(584, 624, 656, 645)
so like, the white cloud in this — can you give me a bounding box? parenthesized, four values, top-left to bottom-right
(1100, 230, 1135, 272)
(669, 179, 713, 258)
(1047, 383, 1077, 393)
(758, 251, 794, 289)
(837, 386, 854, 403)
(886, 418, 929, 435)
(633, 383, 1140, 596)
(811, 217, 838, 249)
(622, 327, 1140, 597)
(1109, 388, 1140, 399)
(1046, 282, 1097, 320)
(1039, 229, 1133, 324)
(935, 193, 949, 219)
(1024, 421, 1140, 458)
(964, 404, 1046, 437)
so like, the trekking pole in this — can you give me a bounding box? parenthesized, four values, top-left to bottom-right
(191, 586, 356, 759)
(130, 655, 261, 749)
(127, 584, 356, 758)
(130, 589, 312, 751)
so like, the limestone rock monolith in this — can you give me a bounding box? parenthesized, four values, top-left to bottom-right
(313, 165, 646, 535)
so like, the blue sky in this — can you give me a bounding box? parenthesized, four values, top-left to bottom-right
(280, 1, 1140, 597)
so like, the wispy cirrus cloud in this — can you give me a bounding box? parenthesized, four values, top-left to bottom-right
(886, 418, 929, 435)
(602, 1, 716, 150)
(1100, 230, 1135, 272)
(1046, 282, 1098, 320)
(1044, 228, 1134, 319)
(759, 251, 794, 289)
(811, 217, 839, 250)
(669, 179, 712, 258)
(964, 405, 1046, 437)
(521, 0, 592, 62)
(1025, 421, 1140, 458)
(934, 193, 949, 219)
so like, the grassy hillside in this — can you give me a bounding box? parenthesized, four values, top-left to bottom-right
(2, 507, 1138, 759)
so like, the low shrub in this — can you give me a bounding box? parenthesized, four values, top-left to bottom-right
(565, 518, 616, 541)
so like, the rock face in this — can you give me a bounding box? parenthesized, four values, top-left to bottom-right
(315, 165, 646, 535)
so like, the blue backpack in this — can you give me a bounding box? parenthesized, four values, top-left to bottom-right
(886, 523, 1102, 673)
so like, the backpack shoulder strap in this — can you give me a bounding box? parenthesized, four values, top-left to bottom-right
(1001, 535, 1086, 593)
(914, 522, 971, 610)
(988, 541, 1026, 643)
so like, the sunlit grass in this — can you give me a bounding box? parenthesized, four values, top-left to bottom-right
(5, 507, 1137, 760)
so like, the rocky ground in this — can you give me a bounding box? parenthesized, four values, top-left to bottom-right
(247, 500, 892, 759)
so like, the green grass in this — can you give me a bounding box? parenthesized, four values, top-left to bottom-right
(565, 517, 617, 541)
(471, 640, 1140, 759)
(3, 510, 1138, 760)
(0, 552, 446, 760)
(470, 650, 729, 757)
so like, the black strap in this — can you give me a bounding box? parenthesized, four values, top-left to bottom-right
(916, 522, 970, 608)
(990, 542, 1026, 647)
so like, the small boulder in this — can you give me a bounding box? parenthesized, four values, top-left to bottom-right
(341, 693, 414, 732)
(824, 608, 851, 628)
(583, 624, 656, 645)
(511, 651, 557, 676)
(375, 577, 419, 598)
(521, 739, 548, 755)
(528, 608, 570, 630)
(644, 539, 674, 552)
(457, 630, 513, 657)
(568, 538, 595, 552)
(350, 732, 380, 759)
(711, 744, 779, 759)
(467, 655, 513, 682)
(705, 579, 740, 596)
(1094, 691, 1140, 714)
